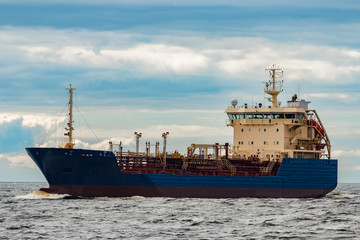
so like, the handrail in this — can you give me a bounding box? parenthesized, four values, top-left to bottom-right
(306, 109, 331, 159)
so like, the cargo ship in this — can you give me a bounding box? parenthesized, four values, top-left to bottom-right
(26, 66, 337, 198)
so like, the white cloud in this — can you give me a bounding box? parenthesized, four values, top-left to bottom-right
(0, 153, 37, 169)
(328, 127, 360, 138)
(101, 44, 209, 74)
(0, 114, 20, 125)
(332, 149, 360, 158)
(1, 27, 359, 83)
(74, 137, 135, 151)
(139, 124, 229, 138)
(333, 149, 360, 174)
(0, 112, 66, 131)
(19, 43, 209, 74)
(77, 124, 230, 140)
(303, 93, 351, 100)
(342, 49, 360, 58)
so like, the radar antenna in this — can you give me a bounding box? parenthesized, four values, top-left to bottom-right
(264, 64, 283, 108)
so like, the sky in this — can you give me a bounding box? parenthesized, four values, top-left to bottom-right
(0, 0, 359, 183)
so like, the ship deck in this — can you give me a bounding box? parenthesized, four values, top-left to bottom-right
(117, 155, 281, 177)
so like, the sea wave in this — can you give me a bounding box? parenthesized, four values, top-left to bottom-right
(129, 195, 146, 199)
(328, 193, 356, 199)
(15, 190, 69, 199)
(1, 183, 359, 239)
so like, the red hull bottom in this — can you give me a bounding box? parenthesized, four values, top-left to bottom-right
(40, 184, 334, 198)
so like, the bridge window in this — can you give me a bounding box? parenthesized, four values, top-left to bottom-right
(272, 113, 284, 119)
(246, 114, 253, 119)
(228, 114, 239, 119)
(285, 113, 295, 119)
(264, 113, 271, 119)
(239, 114, 245, 119)
(296, 113, 304, 120)
(254, 114, 263, 119)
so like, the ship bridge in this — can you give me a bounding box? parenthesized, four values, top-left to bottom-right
(225, 65, 331, 162)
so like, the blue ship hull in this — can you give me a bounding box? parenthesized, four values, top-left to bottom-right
(26, 147, 338, 198)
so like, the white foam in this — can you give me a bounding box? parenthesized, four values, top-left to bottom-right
(129, 195, 146, 199)
(16, 190, 69, 199)
(329, 194, 356, 199)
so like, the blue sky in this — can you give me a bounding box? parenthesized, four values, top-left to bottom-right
(0, 0, 359, 182)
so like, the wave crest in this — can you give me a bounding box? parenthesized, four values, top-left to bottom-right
(16, 190, 69, 199)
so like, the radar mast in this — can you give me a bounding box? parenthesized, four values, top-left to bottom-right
(264, 65, 283, 108)
(60, 84, 76, 149)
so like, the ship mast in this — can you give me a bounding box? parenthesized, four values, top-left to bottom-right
(265, 65, 283, 108)
(64, 84, 76, 149)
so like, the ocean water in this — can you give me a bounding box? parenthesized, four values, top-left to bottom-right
(0, 183, 359, 239)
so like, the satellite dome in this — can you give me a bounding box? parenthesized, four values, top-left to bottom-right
(231, 98, 238, 107)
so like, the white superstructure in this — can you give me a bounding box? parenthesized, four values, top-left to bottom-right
(225, 66, 331, 162)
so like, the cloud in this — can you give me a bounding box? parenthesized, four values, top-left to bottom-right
(332, 149, 360, 158)
(32, 123, 231, 156)
(216, 45, 360, 82)
(0, 153, 37, 169)
(333, 149, 360, 175)
(101, 44, 209, 74)
(75, 137, 135, 151)
(19, 43, 209, 74)
(1, 27, 358, 84)
(138, 124, 230, 138)
(0, 113, 66, 131)
(54, 124, 231, 144)
(0, 114, 20, 125)
(303, 93, 351, 100)
(342, 49, 360, 58)
(327, 127, 360, 138)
